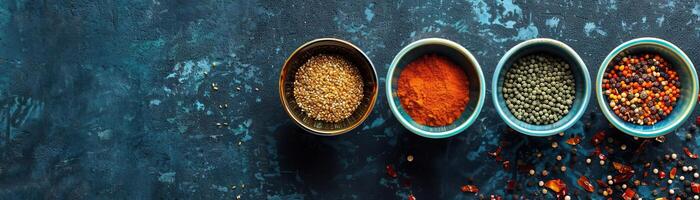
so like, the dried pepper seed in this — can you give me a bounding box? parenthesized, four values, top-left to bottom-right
(577, 176, 595, 192)
(556, 155, 563, 161)
(602, 53, 680, 125)
(621, 144, 627, 151)
(695, 173, 699, 178)
(672, 153, 679, 160)
(461, 185, 479, 193)
(407, 155, 414, 162)
(294, 54, 364, 123)
(586, 158, 592, 164)
(539, 181, 545, 187)
(529, 169, 536, 176)
(502, 53, 575, 125)
(552, 142, 559, 149)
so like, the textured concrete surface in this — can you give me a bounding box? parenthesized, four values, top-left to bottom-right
(1, 0, 700, 199)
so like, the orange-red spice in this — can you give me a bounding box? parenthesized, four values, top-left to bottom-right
(397, 54, 470, 126)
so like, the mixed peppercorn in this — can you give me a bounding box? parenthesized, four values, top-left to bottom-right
(602, 53, 680, 125)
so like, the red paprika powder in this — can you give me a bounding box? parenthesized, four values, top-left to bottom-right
(397, 54, 470, 126)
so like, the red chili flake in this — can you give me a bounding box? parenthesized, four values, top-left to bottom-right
(696, 116, 700, 126)
(386, 165, 398, 178)
(461, 185, 479, 193)
(490, 195, 502, 200)
(684, 147, 699, 159)
(613, 173, 633, 184)
(408, 194, 416, 200)
(577, 176, 595, 192)
(621, 188, 636, 200)
(566, 136, 581, 145)
(596, 179, 609, 188)
(506, 180, 516, 191)
(488, 146, 502, 158)
(590, 147, 602, 157)
(544, 179, 567, 193)
(658, 170, 666, 179)
(502, 160, 511, 170)
(691, 182, 700, 193)
(592, 131, 606, 145)
(670, 167, 677, 179)
(613, 162, 634, 174)
(402, 179, 412, 188)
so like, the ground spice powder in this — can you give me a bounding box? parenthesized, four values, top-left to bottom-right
(397, 54, 470, 126)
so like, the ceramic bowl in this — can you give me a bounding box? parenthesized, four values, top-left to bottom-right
(386, 38, 486, 139)
(596, 37, 698, 138)
(279, 38, 378, 136)
(492, 38, 591, 136)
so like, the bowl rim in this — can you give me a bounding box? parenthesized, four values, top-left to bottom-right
(386, 38, 486, 139)
(595, 37, 698, 138)
(278, 37, 379, 136)
(492, 38, 592, 136)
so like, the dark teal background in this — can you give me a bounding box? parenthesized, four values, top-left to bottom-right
(1, 0, 700, 199)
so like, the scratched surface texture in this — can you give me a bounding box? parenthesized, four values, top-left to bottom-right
(1, 0, 700, 199)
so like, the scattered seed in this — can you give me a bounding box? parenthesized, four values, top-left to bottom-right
(654, 168, 659, 174)
(560, 165, 567, 172)
(539, 181, 545, 187)
(552, 142, 559, 149)
(695, 172, 699, 178)
(586, 158, 592, 164)
(542, 188, 548, 194)
(672, 153, 678, 160)
(556, 155, 562, 161)
(669, 188, 675, 195)
(600, 160, 605, 166)
(542, 170, 549, 176)
(407, 155, 414, 162)
(529, 169, 536, 176)
(621, 144, 627, 151)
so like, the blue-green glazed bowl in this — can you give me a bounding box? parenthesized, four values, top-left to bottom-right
(492, 38, 591, 136)
(596, 37, 698, 138)
(386, 38, 486, 139)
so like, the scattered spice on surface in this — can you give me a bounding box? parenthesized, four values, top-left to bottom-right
(578, 176, 595, 192)
(293, 54, 364, 123)
(686, 147, 699, 159)
(502, 53, 575, 125)
(602, 53, 680, 125)
(461, 185, 479, 193)
(386, 164, 398, 178)
(566, 136, 581, 145)
(397, 54, 470, 126)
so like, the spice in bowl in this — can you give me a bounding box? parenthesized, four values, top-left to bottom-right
(502, 54, 575, 125)
(602, 53, 680, 125)
(293, 54, 364, 123)
(397, 54, 470, 126)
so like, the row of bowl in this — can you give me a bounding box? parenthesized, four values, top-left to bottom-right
(279, 37, 698, 139)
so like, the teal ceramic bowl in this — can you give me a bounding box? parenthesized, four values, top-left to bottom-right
(596, 37, 698, 138)
(386, 38, 485, 139)
(492, 38, 591, 136)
